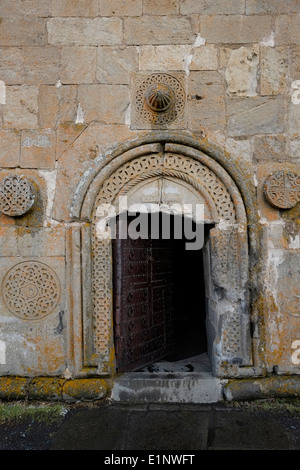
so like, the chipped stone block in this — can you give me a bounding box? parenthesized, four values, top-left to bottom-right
(225, 46, 259, 96)
(139, 45, 190, 71)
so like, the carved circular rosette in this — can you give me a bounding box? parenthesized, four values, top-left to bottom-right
(263, 170, 300, 209)
(0, 175, 36, 216)
(135, 73, 185, 125)
(2, 261, 61, 320)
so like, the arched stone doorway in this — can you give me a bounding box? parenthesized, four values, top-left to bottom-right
(70, 136, 257, 379)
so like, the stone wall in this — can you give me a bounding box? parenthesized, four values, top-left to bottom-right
(0, 1, 299, 386)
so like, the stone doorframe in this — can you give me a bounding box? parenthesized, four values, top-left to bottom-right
(68, 133, 261, 379)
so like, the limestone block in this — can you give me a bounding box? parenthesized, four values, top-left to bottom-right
(56, 123, 87, 158)
(290, 46, 300, 80)
(200, 15, 272, 44)
(17, 227, 66, 258)
(51, 0, 99, 17)
(276, 16, 300, 45)
(124, 16, 196, 45)
(0, 0, 50, 17)
(20, 130, 56, 169)
(289, 101, 300, 138)
(0, 130, 20, 167)
(139, 45, 190, 71)
(225, 46, 259, 96)
(253, 135, 287, 163)
(61, 47, 97, 84)
(77, 84, 129, 124)
(181, 0, 245, 14)
(0, 19, 46, 46)
(4, 86, 39, 129)
(97, 47, 138, 84)
(23, 46, 61, 85)
(144, 0, 179, 15)
(38, 85, 77, 128)
(261, 47, 289, 95)
(100, 0, 143, 16)
(47, 18, 123, 46)
(0, 227, 19, 257)
(227, 96, 285, 137)
(0, 48, 24, 85)
(290, 140, 300, 162)
(247, 0, 300, 14)
(188, 71, 226, 132)
(190, 45, 218, 71)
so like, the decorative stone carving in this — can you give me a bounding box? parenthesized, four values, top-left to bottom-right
(91, 151, 237, 357)
(0, 175, 36, 216)
(263, 170, 300, 209)
(2, 261, 61, 320)
(132, 73, 186, 127)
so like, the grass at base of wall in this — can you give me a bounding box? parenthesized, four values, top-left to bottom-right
(0, 402, 68, 424)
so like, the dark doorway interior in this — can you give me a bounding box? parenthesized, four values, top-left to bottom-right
(112, 213, 208, 372)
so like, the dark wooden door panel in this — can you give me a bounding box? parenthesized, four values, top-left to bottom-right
(113, 222, 176, 373)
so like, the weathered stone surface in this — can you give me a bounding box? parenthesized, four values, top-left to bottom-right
(124, 16, 196, 45)
(253, 135, 287, 163)
(0, 19, 46, 46)
(0, 0, 50, 17)
(227, 96, 286, 136)
(47, 18, 123, 46)
(0, 48, 24, 85)
(20, 130, 56, 169)
(38, 85, 77, 128)
(63, 379, 107, 402)
(181, 0, 245, 14)
(51, 0, 99, 17)
(225, 46, 259, 96)
(200, 15, 272, 44)
(23, 46, 60, 85)
(4, 86, 39, 129)
(97, 47, 138, 84)
(28, 377, 64, 401)
(0, 377, 29, 400)
(78, 84, 129, 124)
(0, 130, 20, 167)
(288, 101, 300, 138)
(190, 45, 218, 71)
(261, 47, 289, 95)
(144, 0, 179, 15)
(17, 227, 66, 257)
(276, 15, 300, 45)
(247, 0, 300, 14)
(139, 45, 190, 71)
(188, 71, 226, 131)
(60, 47, 97, 84)
(100, 0, 142, 16)
(56, 123, 87, 158)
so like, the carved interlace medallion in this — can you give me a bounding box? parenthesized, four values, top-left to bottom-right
(133, 73, 186, 127)
(0, 175, 36, 217)
(263, 170, 300, 209)
(2, 261, 61, 320)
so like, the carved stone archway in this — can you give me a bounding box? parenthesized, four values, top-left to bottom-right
(69, 136, 258, 378)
